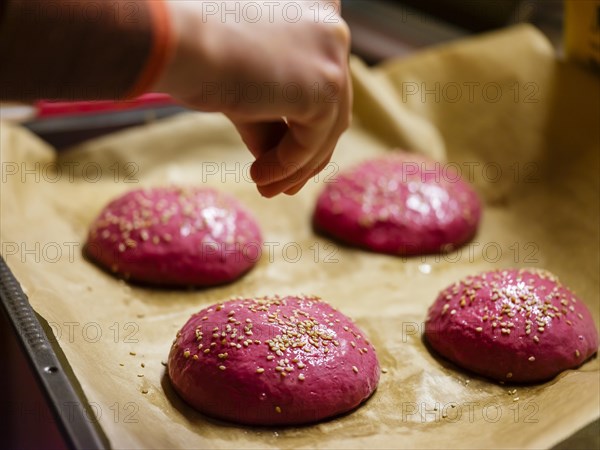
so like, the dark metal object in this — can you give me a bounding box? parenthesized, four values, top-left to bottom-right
(0, 257, 108, 450)
(23, 105, 187, 150)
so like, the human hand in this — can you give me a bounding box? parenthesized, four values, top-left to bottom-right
(153, 0, 352, 197)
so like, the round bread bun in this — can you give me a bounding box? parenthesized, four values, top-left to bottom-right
(424, 268, 599, 382)
(313, 152, 481, 255)
(168, 295, 380, 425)
(85, 186, 262, 287)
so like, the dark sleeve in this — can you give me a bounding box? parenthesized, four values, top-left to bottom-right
(0, 0, 159, 101)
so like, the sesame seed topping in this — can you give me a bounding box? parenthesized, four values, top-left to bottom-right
(256, 368, 265, 374)
(352, 366, 359, 373)
(275, 406, 282, 414)
(218, 365, 226, 371)
(298, 374, 305, 381)
(381, 368, 388, 374)
(506, 372, 513, 378)
(183, 350, 190, 358)
(575, 349, 581, 358)
(528, 356, 535, 362)
(475, 327, 483, 332)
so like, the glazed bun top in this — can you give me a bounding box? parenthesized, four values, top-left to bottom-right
(85, 186, 262, 286)
(425, 268, 599, 382)
(168, 295, 380, 424)
(88, 186, 260, 251)
(313, 151, 481, 255)
(317, 153, 480, 233)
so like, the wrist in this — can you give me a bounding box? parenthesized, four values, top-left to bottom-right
(127, 0, 176, 98)
(151, 2, 219, 99)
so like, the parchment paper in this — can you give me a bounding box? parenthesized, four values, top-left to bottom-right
(1, 25, 598, 449)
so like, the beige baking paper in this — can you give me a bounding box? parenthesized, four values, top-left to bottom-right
(1, 25, 598, 449)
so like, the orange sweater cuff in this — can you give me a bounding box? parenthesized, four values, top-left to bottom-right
(125, 0, 174, 99)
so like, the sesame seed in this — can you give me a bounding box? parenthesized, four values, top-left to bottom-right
(298, 374, 305, 381)
(183, 350, 190, 358)
(575, 350, 581, 357)
(141, 389, 149, 394)
(218, 365, 226, 371)
(381, 368, 388, 374)
(256, 368, 265, 374)
(506, 372, 513, 378)
(475, 327, 483, 332)
(528, 356, 535, 362)
(352, 366, 359, 373)
(513, 397, 520, 402)
(193, 355, 199, 360)
(129, 352, 137, 356)
(275, 406, 282, 414)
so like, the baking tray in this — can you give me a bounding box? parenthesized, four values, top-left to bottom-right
(2, 252, 599, 449)
(0, 256, 108, 449)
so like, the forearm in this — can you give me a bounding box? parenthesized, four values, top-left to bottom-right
(0, 0, 172, 101)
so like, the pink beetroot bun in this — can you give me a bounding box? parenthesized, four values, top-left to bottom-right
(425, 268, 599, 383)
(313, 152, 481, 255)
(168, 295, 380, 425)
(85, 186, 262, 287)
